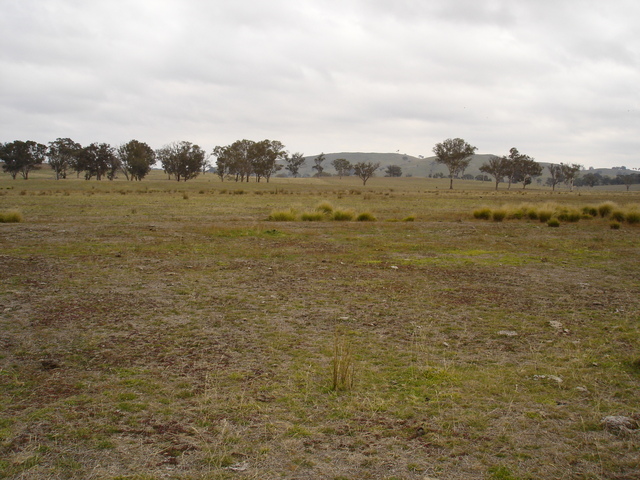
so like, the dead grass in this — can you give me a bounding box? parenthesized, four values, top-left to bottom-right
(0, 174, 639, 479)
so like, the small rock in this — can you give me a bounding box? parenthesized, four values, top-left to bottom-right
(498, 330, 518, 337)
(548, 375, 563, 384)
(602, 416, 638, 435)
(390, 265, 399, 269)
(549, 321, 563, 330)
(227, 461, 249, 472)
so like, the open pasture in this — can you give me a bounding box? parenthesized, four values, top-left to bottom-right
(1, 173, 639, 480)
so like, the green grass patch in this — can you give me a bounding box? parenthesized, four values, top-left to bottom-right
(0, 209, 23, 222)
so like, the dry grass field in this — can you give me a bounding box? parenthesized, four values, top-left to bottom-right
(1, 172, 639, 479)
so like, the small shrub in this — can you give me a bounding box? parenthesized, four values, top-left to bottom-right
(182, 192, 189, 200)
(473, 208, 491, 220)
(508, 208, 525, 220)
(356, 212, 376, 222)
(316, 201, 334, 214)
(610, 210, 626, 222)
(625, 211, 640, 224)
(610, 221, 621, 230)
(268, 209, 297, 221)
(402, 215, 415, 222)
(526, 209, 539, 220)
(492, 209, 507, 222)
(597, 201, 616, 217)
(301, 211, 325, 221)
(0, 209, 23, 223)
(332, 209, 355, 221)
(582, 206, 598, 217)
(547, 218, 560, 228)
(557, 209, 581, 222)
(538, 210, 553, 223)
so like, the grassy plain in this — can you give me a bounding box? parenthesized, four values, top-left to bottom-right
(1, 171, 639, 480)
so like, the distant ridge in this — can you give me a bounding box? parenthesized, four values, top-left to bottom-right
(297, 152, 634, 179)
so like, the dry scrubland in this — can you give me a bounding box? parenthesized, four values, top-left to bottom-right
(1, 172, 639, 480)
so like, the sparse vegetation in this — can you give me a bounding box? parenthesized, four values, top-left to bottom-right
(356, 211, 376, 221)
(0, 172, 639, 480)
(268, 208, 297, 221)
(331, 209, 355, 221)
(0, 209, 23, 223)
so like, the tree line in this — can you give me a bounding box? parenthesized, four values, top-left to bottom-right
(0, 138, 203, 182)
(432, 138, 587, 191)
(4, 136, 634, 189)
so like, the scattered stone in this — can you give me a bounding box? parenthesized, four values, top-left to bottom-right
(498, 330, 518, 337)
(390, 265, 399, 269)
(602, 416, 638, 435)
(549, 321, 563, 329)
(533, 374, 563, 384)
(227, 461, 249, 472)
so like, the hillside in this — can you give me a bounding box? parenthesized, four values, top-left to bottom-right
(297, 153, 636, 181)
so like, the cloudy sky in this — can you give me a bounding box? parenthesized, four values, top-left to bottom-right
(1, 0, 639, 168)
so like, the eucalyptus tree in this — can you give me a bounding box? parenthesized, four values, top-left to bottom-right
(432, 138, 477, 189)
(0, 140, 46, 179)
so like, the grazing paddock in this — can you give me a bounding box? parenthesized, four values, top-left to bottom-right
(1, 173, 639, 479)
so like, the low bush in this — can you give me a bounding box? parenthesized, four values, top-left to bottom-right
(610, 210, 626, 222)
(301, 212, 325, 221)
(332, 209, 355, 221)
(473, 208, 492, 220)
(626, 211, 640, 224)
(538, 210, 553, 223)
(610, 221, 621, 230)
(598, 201, 616, 217)
(547, 218, 560, 228)
(268, 209, 297, 221)
(582, 206, 598, 217)
(492, 209, 507, 222)
(556, 209, 581, 222)
(316, 201, 334, 214)
(356, 212, 376, 222)
(0, 209, 23, 223)
(402, 216, 415, 222)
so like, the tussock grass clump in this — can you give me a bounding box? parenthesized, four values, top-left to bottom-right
(268, 209, 297, 221)
(0, 209, 23, 223)
(610, 210, 626, 222)
(182, 192, 189, 200)
(316, 201, 334, 214)
(538, 210, 553, 223)
(402, 215, 415, 222)
(547, 218, 560, 228)
(332, 332, 355, 391)
(473, 208, 492, 220)
(610, 221, 621, 230)
(625, 211, 640, 224)
(332, 209, 355, 221)
(356, 212, 376, 222)
(301, 211, 325, 221)
(492, 209, 507, 222)
(556, 209, 581, 222)
(598, 201, 616, 217)
(582, 206, 598, 217)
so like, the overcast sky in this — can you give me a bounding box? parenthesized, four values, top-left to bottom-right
(1, 0, 639, 168)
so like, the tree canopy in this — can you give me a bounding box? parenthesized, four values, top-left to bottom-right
(432, 138, 477, 189)
(331, 158, 352, 178)
(157, 141, 206, 182)
(353, 161, 380, 185)
(0, 140, 47, 179)
(117, 140, 156, 181)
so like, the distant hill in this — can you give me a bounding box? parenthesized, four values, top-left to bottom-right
(295, 153, 637, 181)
